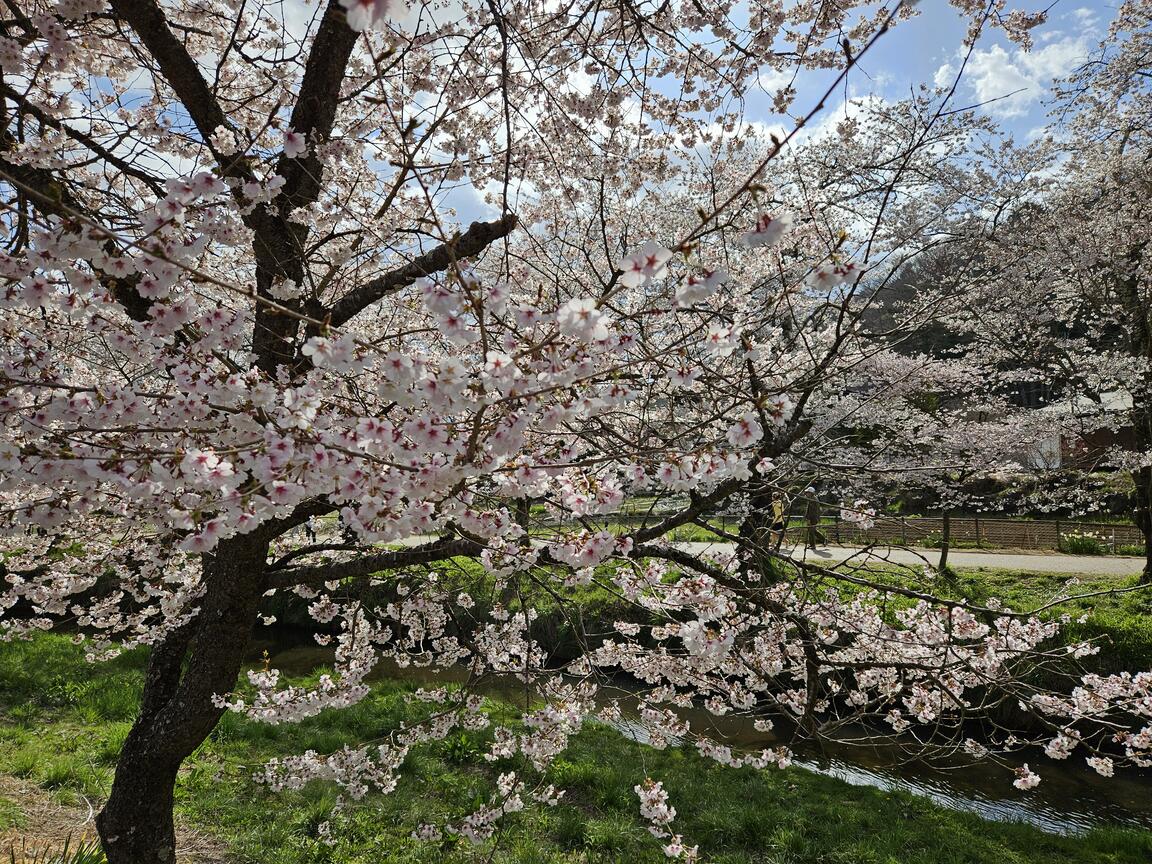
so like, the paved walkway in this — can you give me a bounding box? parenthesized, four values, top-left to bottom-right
(395, 534, 1144, 576)
(676, 541, 1146, 576)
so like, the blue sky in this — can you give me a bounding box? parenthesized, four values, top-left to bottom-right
(753, 1, 1115, 140)
(452, 1, 1122, 223)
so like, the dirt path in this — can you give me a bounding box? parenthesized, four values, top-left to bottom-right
(0, 774, 226, 862)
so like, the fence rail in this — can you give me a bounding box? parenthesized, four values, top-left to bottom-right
(605, 514, 1145, 553)
(823, 516, 1143, 552)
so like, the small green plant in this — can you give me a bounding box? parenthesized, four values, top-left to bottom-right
(43, 676, 91, 709)
(0, 795, 25, 831)
(1117, 544, 1147, 557)
(5, 836, 106, 864)
(438, 731, 482, 764)
(5, 704, 39, 726)
(1062, 531, 1106, 556)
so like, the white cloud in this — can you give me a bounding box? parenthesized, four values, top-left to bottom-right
(756, 67, 794, 96)
(933, 62, 956, 89)
(965, 36, 1090, 118)
(1070, 7, 1099, 29)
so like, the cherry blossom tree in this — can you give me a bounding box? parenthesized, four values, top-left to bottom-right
(944, 0, 1152, 580)
(2, 2, 1150, 864)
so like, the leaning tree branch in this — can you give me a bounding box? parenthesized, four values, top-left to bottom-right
(0, 158, 153, 321)
(251, 0, 359, 373)
(109, 0, 232, 161)
(326, 214, 519, 328)
(266, 535, 484, 588)
(629, 478, 746, 544)
(0, 83, 166, 196)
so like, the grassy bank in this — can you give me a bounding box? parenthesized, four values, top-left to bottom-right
(872, 566, 1152, 676)
(2, 634, 1152, 863)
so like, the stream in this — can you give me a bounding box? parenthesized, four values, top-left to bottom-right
(248, 631, 1152, 837)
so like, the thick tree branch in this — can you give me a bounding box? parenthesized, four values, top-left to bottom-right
(630, 478, 746, 544)
(327, 214, 519, 328)
(109, 0, 231, 158)
(0, 157, 153, 321)
(266, 536, 484, 588)
(274, 0, 359, 213)
(0, 83, 166, 196)
(250, 0, 358, 374)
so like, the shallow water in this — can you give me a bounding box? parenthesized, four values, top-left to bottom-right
(248, 632, 1152, 836)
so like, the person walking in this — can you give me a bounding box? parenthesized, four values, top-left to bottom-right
(770, 490, 788, 551)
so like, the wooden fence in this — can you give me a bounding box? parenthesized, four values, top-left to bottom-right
(821, 516, 1143, 552)
(607, 513, 1144, 553)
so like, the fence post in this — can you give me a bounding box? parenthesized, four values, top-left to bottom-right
(975, 516, 981, 548)
(901, 518, 907, 546)
(1055, 518, 1061, 553)
(834, 513, 841, 545)
(1112, 527, 1117, 554)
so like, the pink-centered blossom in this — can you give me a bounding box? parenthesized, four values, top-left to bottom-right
(726, 411, 763, 448)
(556, 297, 610, 342)
(740, 212, 790, 248)
(284, 129, 307, 158)
(340, 0, 390, 31)
(618, 241, 673, 289)
(677, 267, 728, 306)
(1013, 764, 1041, 790)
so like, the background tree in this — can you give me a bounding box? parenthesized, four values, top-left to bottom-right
(1, 3, 1150, 864)
(948, 0, 1152, 579)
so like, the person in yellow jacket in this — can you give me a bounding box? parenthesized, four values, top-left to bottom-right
(769, 490, 787, 551)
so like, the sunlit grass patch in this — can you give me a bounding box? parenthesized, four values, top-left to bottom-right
(0, 628, 1150, 864)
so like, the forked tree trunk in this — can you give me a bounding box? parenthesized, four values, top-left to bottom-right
(97, 535, 269, 864)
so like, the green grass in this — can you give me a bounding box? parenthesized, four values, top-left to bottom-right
(0, 793, 25, 830)
(858, 566, 1152, 676)
(810, 564, 1152, 689)
(1, 634, 1151, 863)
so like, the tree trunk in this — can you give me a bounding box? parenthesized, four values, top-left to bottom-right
(1131, 385, 1151, 585)
(1134, 466, 1152, 585)
(739, 478, 778, 582)
(938, 511, 951, 574)
(1116, 263, 1151, 584)
(97, 535, 269, 864)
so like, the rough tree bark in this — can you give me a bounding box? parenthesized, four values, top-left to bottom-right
(96, 535, 271, 864)
(1124, 364, 1152, 586)
(1114, 250, 1152, 585)
(739, 476, 779, 582)
(1134, 464, 1152, 585)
